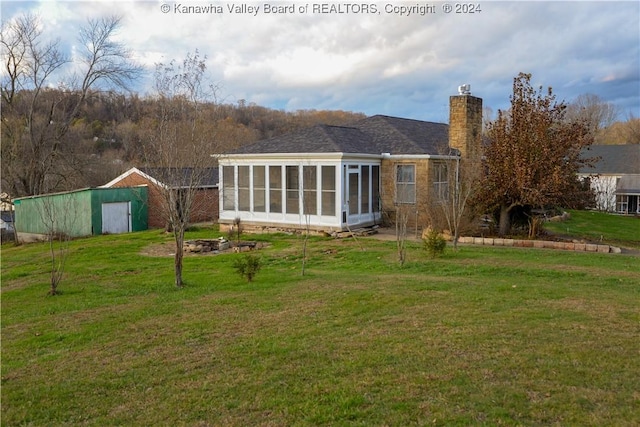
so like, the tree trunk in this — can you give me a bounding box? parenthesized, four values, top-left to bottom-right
(174, 230, 184, 288)
(498, 204, 512, 237)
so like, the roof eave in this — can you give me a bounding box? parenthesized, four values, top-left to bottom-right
(217, 152, 383, 161)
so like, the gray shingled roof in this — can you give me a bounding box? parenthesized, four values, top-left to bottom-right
(226, 115, 452, 156)
(579, 144, 640, 175)
(139, 167, 219, 187)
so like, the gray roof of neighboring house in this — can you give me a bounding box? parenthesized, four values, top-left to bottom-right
(139, 167, 219, 187)
(226, 115, 453, 156)
(579, 144, 640, 175)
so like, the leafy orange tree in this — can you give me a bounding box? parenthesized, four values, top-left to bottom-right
(475, 73, 595, 236)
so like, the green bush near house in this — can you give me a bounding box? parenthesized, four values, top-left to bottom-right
(2, 225, 639, 426)
(232, 253, 262, 282)
(422, 228, 447, 258)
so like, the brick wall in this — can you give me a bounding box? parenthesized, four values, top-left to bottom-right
(109, 172, 218, 228)
(190, 188, 219, 224)
(380, 159, 433, 229)
(379, 95, 483, 231)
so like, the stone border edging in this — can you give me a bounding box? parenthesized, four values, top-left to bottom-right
(457, 236, 621, 254)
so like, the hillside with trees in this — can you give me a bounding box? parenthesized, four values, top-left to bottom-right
(1, 87, 365, 197)
(0, 13, 365, 198)
(2, 13, 635, 201)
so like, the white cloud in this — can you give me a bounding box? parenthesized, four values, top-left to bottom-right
(3, 0, 638, 120)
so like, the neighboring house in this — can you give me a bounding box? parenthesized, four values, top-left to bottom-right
(102, 167, 219, 228)
(218, 91, 483, 232)
(1, 210, 14, 232)
(13, 187, 148, 239)
(579, 144, 640, 214)
(1, 193, 15, 241)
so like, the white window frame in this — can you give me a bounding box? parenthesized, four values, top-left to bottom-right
(433, 162, 449, 201)
(395, 164, 416, 205)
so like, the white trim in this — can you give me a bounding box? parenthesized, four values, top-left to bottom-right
(100, 167, 167, 189)
(219, 152, 384, 162)
(381, 153, 459, 160)
(219, 152, 459, 162)
(101, 167, 218, 190)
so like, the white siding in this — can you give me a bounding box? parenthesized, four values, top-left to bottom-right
(219, 154, 382, 231)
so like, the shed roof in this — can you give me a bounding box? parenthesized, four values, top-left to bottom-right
(225, 115, 453, 156)
(103, 167, 219, 189)
(579, 144, 640, 175)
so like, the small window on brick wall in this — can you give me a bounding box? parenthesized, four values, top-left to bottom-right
(396, 164, 416, 204)
(433, 162, 449, 201)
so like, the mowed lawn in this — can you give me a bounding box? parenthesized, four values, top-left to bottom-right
(2, 225, 639, 426)
(544, 209, 640, 250)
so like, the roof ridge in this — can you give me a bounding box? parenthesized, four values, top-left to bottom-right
(369, 114, 447, 126)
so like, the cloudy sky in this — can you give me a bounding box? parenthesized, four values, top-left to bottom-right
(2, 1, 639, 123)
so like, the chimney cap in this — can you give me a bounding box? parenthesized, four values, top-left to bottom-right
(458, 84, 471, 95)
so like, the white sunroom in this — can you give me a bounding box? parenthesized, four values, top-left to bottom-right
(218, 153, 382, 232)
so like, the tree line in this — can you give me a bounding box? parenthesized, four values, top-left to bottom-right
(3, 13, 637, 201)
(0, 13, 365, 199)
(2, 88, 364, 197)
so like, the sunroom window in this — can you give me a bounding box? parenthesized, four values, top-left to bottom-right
(286, 166, 299, 214)
(321, 166, 336, 216)
(303, 166, 317, 215)
(361, 165, 370, 214)
(269, 166, 282, 213)
(253, 166, 266, 212)
(238, 166, 250, 211)
(222, 166, 235, 210)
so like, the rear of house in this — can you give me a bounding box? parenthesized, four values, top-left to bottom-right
(217, 91, 483, 233)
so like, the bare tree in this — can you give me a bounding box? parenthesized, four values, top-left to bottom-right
(596, 114, 640, 145)
(1, 13, 141, 196)
(440, 157, 478, 250)
(566, 93, 619, 136)
(141, 51, 219, 288)
(35, 193, 79, 295)
(395, 204, 410, 265)
(301, 165, 313, 276)
(394, 164, 415, 266)
(588, 175, 617, 212)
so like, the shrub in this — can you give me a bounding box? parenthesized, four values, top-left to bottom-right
(423, 228, 446, 258)
(233, 253, 262, 282)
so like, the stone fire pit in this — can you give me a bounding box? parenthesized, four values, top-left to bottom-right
(183, 238, 230, 253)
(183, 238, 261, 254)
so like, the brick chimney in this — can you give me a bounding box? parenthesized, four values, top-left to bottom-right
(449, 86, 483, 161)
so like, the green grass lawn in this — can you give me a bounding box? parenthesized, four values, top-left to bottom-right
(544, 209, 640, 250)
(2, 224, 639, 426)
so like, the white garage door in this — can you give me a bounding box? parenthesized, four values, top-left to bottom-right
(102, 202, 131, 234)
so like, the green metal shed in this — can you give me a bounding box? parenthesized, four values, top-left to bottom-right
(13, 187, 148, 238)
